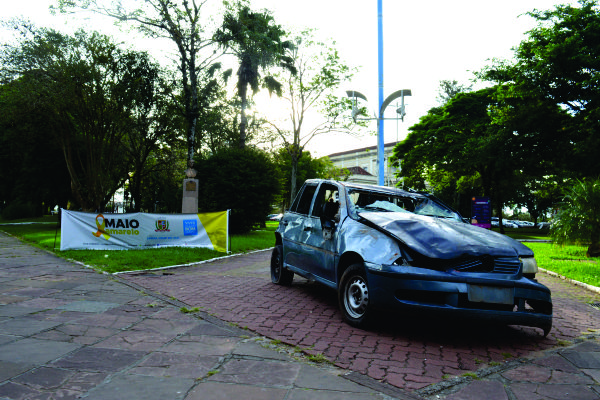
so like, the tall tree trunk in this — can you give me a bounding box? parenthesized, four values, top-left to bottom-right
(588, 230, 600, 257)
(238, 82, 248, 148)
(290, 155, 298, 206)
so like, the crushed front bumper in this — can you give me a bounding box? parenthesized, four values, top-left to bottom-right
(366, 266, 553, 335)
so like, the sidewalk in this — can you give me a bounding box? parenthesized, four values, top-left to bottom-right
(0, 233, 399, 400)
(1, 232, 599, 399)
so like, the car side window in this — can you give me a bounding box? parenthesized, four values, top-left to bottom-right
(293, 184, 317, 215)
(312, 184, 340, 221)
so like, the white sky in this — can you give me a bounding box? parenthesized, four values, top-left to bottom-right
(2, 0, 579, 157)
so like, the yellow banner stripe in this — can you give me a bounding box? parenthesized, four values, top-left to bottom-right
(198, 211, 229, 253)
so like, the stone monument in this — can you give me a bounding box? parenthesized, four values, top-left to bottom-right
(182, 161, 199, 214)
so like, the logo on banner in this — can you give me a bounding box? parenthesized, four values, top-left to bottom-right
(155, 219, 170, 232)
(93, 214, 111, 240)
(183, 219, 198, 236)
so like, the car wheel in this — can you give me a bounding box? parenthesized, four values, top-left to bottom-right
(339, 264, 372, 327)
(271, 245, 293, 285)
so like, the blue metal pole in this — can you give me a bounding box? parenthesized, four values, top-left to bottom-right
(377, 0, 384, 186)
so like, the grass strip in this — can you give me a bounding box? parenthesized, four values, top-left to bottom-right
(0, 217, 278, 274)
(523, 242, 600, 288)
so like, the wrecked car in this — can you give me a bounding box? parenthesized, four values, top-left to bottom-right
(271, 179, 552, 336)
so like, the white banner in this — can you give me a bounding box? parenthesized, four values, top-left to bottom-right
(60, 209, 229, 252)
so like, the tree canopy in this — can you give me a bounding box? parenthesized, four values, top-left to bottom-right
(481, 0, 600, 178)
(266, 30, 360, 203)
(0, 26, 181, 212)
(214, 0, 295, 148)
(54, 0, 224, 168)
(394, 0, 600, 226)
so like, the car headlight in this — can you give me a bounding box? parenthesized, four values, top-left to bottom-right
(365, 261, 391, 272)
(521, 257, 538, 274)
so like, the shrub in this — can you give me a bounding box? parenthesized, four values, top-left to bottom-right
(1, 202, 40, 220)
(195, 147, 281, 234)
(552, 178, 600, 257)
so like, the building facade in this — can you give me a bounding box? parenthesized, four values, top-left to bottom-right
(326, 142, 400, 187)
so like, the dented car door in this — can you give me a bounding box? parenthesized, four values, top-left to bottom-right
(298, 182, 340, 284)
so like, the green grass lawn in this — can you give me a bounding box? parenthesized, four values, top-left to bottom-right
(0, 217, 278, 274)
(1, 218, 598, 287)
(523, 242, 600, 288)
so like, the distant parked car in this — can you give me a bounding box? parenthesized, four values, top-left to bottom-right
(271, 179, 552, 336)
(500, 220, 519, 228)
(491, 217, 519, 228)
(269, 213, 283, 221)
(512, 220, 535, 228)
(537, 222, 551, 230)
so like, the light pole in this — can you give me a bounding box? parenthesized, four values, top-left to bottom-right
(346, 0, 411, 186)
(346, 89, 411, 186)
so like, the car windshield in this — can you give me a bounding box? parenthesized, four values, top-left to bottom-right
(348, 189, 461, 220)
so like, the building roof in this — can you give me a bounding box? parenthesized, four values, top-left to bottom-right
(327, 142, 399, 158)
(343, 166, 373, 176)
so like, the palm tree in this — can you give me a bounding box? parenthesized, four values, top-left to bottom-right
(552, 178, 600, 257)
(214, 1, 294, 148)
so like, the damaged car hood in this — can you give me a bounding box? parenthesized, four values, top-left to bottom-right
(359, 212, 534, 259)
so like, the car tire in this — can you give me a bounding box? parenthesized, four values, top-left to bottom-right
(271, 245, 293, 286)
(339, 264, 372, 327)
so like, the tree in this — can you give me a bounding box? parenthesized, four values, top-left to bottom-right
(195, 147, 280, 233)
(2, 28, 129, 210)
(54, 0, 224, 168)
(436, 79, 473, 104)
(552, 178, 600, 257)
(393, 88, 521, 231)
(214, 0, 294, 148)
(0, 79, 72, 216)
(267, 31, 359, 204)
(114, 52, 183, 212)
(272, 149, 332, 210)
(480, 0, 600, 178)
(1, 25, 173, 212)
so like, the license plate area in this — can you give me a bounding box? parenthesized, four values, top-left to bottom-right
(468, 285, 514, 305)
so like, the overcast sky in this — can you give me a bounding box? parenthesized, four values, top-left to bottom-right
(2, 0, 580, 157)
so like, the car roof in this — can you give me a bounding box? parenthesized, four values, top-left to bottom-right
(303, 179, 464, 218)
(304, 179, 421, 198)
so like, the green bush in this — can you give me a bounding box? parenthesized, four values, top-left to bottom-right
(552, 178, 600, 257)
(195, 147, 281, 234)
(1, 202, 40, 220)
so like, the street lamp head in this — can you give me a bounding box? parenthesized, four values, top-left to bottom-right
(345, 90, 368, 102)
(380, 89, 412, 116)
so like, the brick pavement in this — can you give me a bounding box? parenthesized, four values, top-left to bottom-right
(121, 250, 600, 394)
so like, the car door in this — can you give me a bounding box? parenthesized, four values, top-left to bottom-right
(299, 182, 340, 284)
(280, 183, 318, 273)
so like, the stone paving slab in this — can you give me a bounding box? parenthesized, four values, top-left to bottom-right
(185, 381, 288, 400)
(0, 338, 81, 364)
(84, 374, 196, 400)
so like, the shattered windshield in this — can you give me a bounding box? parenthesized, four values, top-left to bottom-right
(348, 189, 461, 220)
